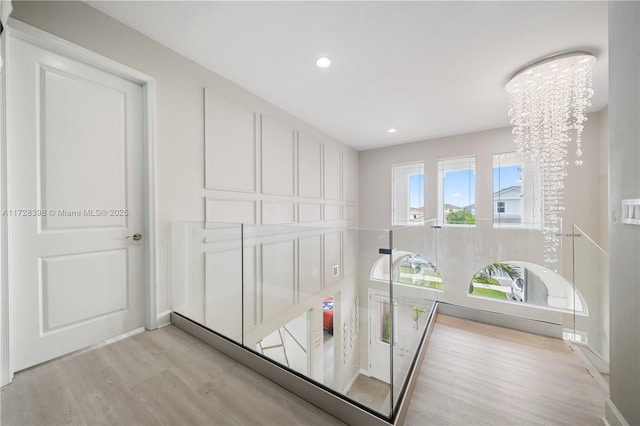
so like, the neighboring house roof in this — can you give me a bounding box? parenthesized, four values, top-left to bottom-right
(494, 185, 521, 196)
(443, 204, 461, 210)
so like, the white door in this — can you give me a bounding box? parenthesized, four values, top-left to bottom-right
(369, 290, 396, 383)
(7, 34, 145, 371)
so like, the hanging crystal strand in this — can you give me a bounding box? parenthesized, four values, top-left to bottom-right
(506, 52, 596, 271)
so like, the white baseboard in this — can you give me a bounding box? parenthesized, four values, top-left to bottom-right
(157, 310, 171, 327)
(606, 399, 630, 426)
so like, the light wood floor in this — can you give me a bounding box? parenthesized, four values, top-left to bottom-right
(1, 325, 345, 426)
(404, 315, 608, 425)
(1, 316, 608, 426)
(346, 374, 390, 415)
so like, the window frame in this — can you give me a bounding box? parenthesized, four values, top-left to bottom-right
(492, 152, 542, 229)
(391, 161, 424, 226)
(437, 155, 477, 226)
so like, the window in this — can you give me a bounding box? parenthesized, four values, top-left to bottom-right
(392, 162, 424, 225)
(438, 156, 476, 225)
(468, 261, 587, 314)
(376, 299, 397, 345)
(493, 153, 542, 228)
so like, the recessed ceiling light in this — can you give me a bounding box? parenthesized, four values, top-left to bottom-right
(316, 57, 331, 68)
(388, 128, 397, 133)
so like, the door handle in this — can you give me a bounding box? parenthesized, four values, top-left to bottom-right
(126, 233, 143, 241)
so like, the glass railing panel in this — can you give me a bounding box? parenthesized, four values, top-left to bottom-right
(242, 224, 318, 378)
(391, 220, 441, 291)
(168, 217, 608, 422)
(170, 221, 448, 420)
(170, 221, 243, 343)
(354, 227, 393, 417)
(239, 224, 394, 418)
(432, 218, 566, 325)
(389, 223, 437, 409)
(572, 224, 609, 364)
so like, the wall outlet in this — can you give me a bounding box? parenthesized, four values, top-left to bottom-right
(332, 265, 339, 277)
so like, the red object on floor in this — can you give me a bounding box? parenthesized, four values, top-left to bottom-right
(323, 297, 334, 333)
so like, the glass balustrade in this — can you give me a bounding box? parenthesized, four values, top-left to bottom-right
(170, 217, 610, 421)
(389, 223, 437, 409)
(571, 224, 609, 368)
(171, 222, 412, 419)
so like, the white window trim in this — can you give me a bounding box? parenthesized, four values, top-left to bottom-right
(437, 155, 476, 226)
(492, 152, 542, 229)
(392, 161, 424, 226)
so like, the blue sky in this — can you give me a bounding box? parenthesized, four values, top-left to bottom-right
(444, 170, 476, 206)
(409, 174, 424, 208)
(493, 165, 521, 193)
(408, 165, 521, 208)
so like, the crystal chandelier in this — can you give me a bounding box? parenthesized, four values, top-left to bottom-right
(506, 51, 596, 270)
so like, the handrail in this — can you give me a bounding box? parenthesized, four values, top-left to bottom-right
(572, 224, 608, 257)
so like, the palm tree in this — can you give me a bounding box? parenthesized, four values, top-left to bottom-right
(476, 263, 521, 280)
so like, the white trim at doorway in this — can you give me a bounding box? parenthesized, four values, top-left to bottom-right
(0, 18, 158, 387)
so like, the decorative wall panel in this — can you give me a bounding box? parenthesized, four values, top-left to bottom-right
(298, 235, 322, 300)
(324, 146, 342, 201)
(262, 201, 295, 224)
(261, 240, 295, 321)
(261, 115, 295, 196)
(205, 89, 255, 192)
(298, 203, 322, 223)
(298, 133, 322, 199)
(205, 199, 256, 224)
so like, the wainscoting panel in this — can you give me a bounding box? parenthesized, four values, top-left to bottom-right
(298, 203, 322, 223)
(298, 133, 322, 199)
(261, 240, 295, 322)
(204, 89, 256, 192)
(323, 146, 342, 201)
(261, 115, 296, 196)
(205, 198, 256, 224)
(324, 204, 342, 222)
(298, 235, 322, 300)
(205, 249, 243, 339)
(262, 201, 295, 224)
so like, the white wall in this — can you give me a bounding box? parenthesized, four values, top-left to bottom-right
(607, 3, 640, 425)
(599, 106, 609, 252)
(10, 1, 358, 321)
(358, 113, 607, 282)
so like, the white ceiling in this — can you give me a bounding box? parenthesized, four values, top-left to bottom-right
(86, 1, 609, 151)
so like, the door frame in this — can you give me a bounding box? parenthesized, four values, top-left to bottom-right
(368, 289, 398, 384)
(0, 19, 158, 386)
